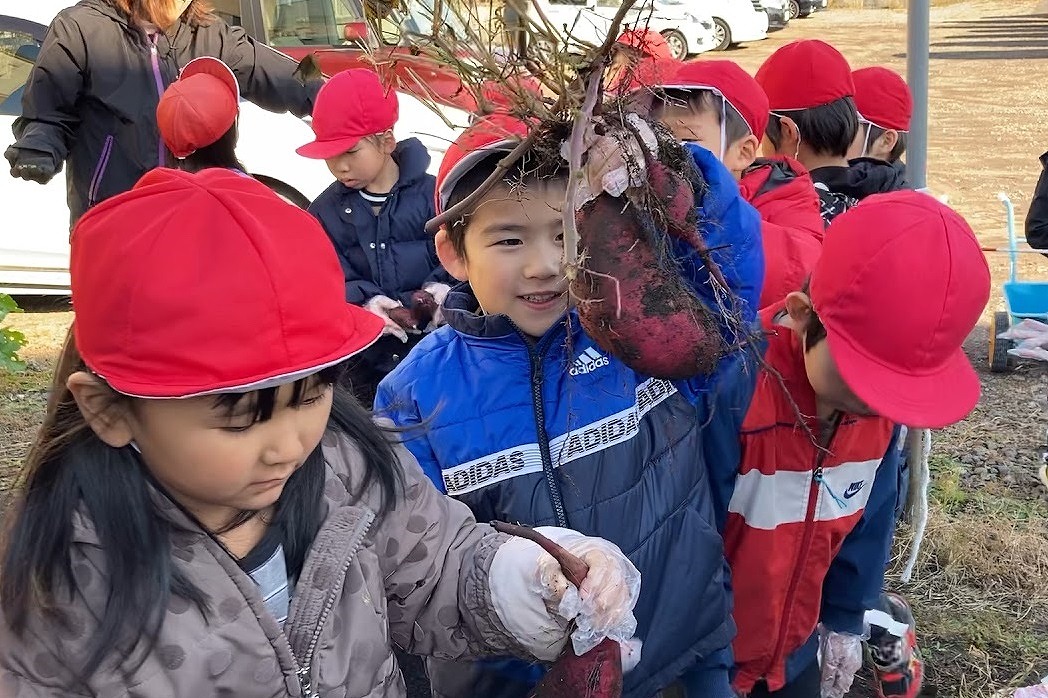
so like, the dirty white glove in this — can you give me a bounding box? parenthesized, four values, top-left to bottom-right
(563, 113, 659, 209)
(488, 526, 641, 667)
(422, 282, 451, 330)
(363, 295, 409, 343)
(820, 629, 864, 698)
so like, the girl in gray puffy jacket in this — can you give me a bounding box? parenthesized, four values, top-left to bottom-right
(0, 167, 639, 697)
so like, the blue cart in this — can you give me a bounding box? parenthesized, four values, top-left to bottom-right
(989, 193, 1048, 372)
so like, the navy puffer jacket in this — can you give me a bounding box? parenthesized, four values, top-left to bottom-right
(307, 138, 453, 305)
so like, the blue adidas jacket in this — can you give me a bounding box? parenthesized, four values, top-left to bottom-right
(376, 145, 764, 698)
(307, 137, 454, 306)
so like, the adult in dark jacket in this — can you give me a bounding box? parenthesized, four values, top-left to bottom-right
(1026, 151, 1048, 250)
(4, 0, 322, 226)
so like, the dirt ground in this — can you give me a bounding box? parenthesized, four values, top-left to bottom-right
(3, 2, 1048, 696)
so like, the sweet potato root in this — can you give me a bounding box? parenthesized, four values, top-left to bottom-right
(491, 522, 623, 698)
(571, 191, 722, 380)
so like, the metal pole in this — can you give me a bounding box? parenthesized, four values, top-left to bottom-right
(906, 0, 930, 189)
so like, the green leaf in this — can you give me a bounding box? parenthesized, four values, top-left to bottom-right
(0, 294, 27, 372)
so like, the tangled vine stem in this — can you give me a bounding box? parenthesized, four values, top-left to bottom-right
(563, 67, 605, 278)
(424, 129, 542, 233)
(491, 521, 590, 587)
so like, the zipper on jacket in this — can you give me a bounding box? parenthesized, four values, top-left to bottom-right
(529, 349, 568, 527)
(293, 509, 376, 697)
(87, 135, 115, 207)
(148, 36, 166, 167)
(764, 411, 844, 680)
(505, 319, 568, 528)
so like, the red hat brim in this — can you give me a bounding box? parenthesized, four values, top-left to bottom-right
(826, 326, 981, 429)
(95, 306, 384, 399)
(296, 134, 366, 160)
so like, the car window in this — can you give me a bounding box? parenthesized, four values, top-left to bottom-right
(0, 27, 39, 116)
(259, 0, 346, 46)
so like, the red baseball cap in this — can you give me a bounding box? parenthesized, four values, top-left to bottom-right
(157, 57, 240, 159)
(616, 29, 673, 61)
(810, 190, 990, 428)
(297, 69, 399, 160)
(70, 168, 383, 398)
(852, 66, 913, 132)
(660, 59, 770, 140)
(755, 40, 854, 111)
(435, 113, 532, 213)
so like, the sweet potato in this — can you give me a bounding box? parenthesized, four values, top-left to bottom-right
(491, 522, 623, 698)
(571, 191, 722, 380)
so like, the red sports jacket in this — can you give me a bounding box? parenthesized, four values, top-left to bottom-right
(739, 157, 824, 309)
(726, 305, 894, 692)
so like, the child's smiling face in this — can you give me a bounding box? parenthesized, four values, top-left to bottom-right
(437, 179, 570, 339)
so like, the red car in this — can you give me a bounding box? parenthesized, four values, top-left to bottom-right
(213, 0, 481, 111)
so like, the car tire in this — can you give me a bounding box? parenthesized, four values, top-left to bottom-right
(252, 174, 311, 209)
(660, 29, 688, 60)
(788, 0, 800, 19)
(711, 18, 732, 51)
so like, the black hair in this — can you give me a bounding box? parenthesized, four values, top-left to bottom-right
(0, 342, 402, 685)
(443, 138, 569, 258)
(861, 123, 908, 163)
(654, 89, 752, 147)
(765, 96, 859, 159)
(175, 123, 246, 174)
(799, 277, 826, 351)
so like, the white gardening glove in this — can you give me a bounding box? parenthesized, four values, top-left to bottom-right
(820, 629, 864, 698)
(487, 527, 641, 667)
(421, 282, 452, 330)
(563, 113, 659, 209)
(363, 295, 409, 343)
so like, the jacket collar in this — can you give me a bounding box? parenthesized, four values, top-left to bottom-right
(443, 283, 572, 347)
(392, 138, 432, 187)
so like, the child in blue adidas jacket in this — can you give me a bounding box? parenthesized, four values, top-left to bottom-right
(375, 115, 764, 698)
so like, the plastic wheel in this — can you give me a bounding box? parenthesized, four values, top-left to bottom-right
(989, 310, 1013, 373)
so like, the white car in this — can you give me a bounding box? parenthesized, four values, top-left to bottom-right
(534, 0, 719, 59)
(0, 2, 464, 295)
(700, 0, 770, 51)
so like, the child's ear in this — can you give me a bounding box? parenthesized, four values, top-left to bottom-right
(878, 129, 899, 154)
(726, 134, 760, 174)
(784, 291, 814, 327)
(435, 227, 469, 282)
(778, 116, 801, 156)
(380, 130, 397, 154)
(66, 371, 135, 448)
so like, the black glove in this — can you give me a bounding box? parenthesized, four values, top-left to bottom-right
(4, 146, 58, 185)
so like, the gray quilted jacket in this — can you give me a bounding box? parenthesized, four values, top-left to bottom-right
(0, 430, 528, 697)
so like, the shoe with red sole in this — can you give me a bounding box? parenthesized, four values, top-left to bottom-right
(867, 592, 925, 698)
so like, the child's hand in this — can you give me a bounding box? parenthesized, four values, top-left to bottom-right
(420, 282, 452, 330)
(819, 629, 863, 698)
(567, 113, 658, 208)
(363, 295, 412, 343)
(487, 526, 640, 662)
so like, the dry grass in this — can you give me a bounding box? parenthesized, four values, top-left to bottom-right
(881, 456, 1048, 697)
